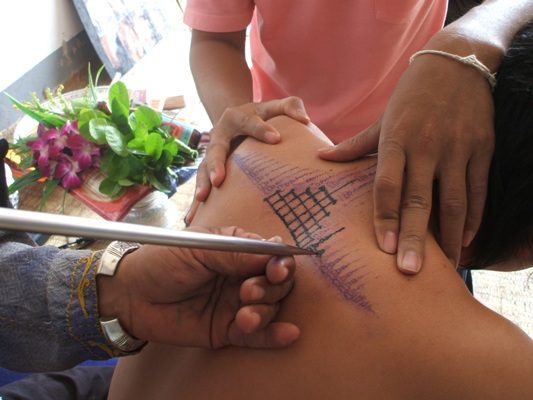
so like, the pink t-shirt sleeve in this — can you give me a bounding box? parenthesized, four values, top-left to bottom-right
(183, 0, 255, 32)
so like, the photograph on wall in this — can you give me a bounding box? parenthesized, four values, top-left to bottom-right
(73, 0, 181, 77)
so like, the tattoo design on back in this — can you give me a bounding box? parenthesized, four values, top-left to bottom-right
(235, 152, 377, 313)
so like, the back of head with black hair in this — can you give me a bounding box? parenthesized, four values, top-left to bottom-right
(471, 20, 533, 268)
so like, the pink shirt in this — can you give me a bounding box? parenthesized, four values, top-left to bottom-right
(184, 0, 447, 143)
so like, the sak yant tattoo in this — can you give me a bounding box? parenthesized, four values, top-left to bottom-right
(234, 152, 377, 313)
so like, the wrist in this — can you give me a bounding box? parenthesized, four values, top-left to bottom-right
(96, 241, 147, 353)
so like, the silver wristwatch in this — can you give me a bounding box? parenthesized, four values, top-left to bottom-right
(97, 241, 147, 353)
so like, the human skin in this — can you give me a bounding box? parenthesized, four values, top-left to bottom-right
(96, 226, 299, 349)
(108, 116, 533, 399)
(186, 0, 533, 275)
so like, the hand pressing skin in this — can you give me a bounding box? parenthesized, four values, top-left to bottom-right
(97, 226, 300, 349)
(185, 98, 310, 224)
(319, 37, 495, 274)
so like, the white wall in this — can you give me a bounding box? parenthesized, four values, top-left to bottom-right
(0, 0, 83, 91)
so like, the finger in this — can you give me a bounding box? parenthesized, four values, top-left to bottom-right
(395, 160, 435, 274)
(437, 164, 468, 268)
(192, 227, 283, 278)
(235, 97, 309, 142)
(372, 138, 407, 255)
(265, 252, 296, 284)
(218, 105, 282, 144)
(462, 142, 492, 248)
(204, 131, 232, 187)
(185, 197, 201, 224)
(193, 159, 212, 202)
(240, 273, 295, 305)
(318, 118, 381, 161)
(235, 303, 278, 333)
(185, 162, 211, 224)
(228, 320, 300, 348)
(271, 96, 310, 124)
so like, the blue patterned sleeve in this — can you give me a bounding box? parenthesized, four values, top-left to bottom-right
(0, 231, 121, 372)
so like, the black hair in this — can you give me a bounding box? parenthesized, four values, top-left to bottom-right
(470, 20, 533, 268)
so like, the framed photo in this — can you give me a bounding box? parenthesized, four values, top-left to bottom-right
(73, 0, 181, 77)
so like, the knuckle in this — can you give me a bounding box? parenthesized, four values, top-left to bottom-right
(439, 195, 466, 218)
(400, 232, 425, 247)
(467, 180, 487, 199)
(374, 174, 398, 196)
(380, 135, 407, 156)
(401, 194, 431, 212)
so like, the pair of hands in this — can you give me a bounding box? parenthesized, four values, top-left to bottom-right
(186, 54, 495, 274)
(98, 226, 299, 350)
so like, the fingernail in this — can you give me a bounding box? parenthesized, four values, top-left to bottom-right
(278, 265, 289, 281)
(267, 235, 282, 243)
(382, 231, 397, 254)
(209, 170, 217, 185)
(297, 109, 310, 122)
(247, 312, 260, 333)
(400, 251, 420, 273)
(264, 131, 280, 143)
(462, 230, 475, 247)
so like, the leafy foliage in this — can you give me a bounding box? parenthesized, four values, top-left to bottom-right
(5, 65, 198, 206)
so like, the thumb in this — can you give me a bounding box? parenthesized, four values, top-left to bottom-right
(198, 227, 283, 278)
(318, 118, 381, 161)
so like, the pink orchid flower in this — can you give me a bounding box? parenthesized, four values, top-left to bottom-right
(54, 154, 82, 188)
(67, 132, 102, 171)
(27, 137, 57, 177)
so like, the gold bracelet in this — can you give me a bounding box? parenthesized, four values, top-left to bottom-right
(409, 49, 497, 90)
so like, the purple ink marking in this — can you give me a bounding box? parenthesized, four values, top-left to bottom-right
(234, 153, 376, 313)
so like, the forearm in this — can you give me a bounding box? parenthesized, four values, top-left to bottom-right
(189, 29, 253, 124)
(0, 236, 113, 372)
(428, 0, 533, 71)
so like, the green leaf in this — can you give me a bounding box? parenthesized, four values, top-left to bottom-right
(88, 64, 106, 102)
(133, 106, 162, 131)
(40, 178, 62, 211)
(132, 123, 149, 140)
(108, 82, 130, 114)
(105, 124, 129, 157)
(159, 149, 173, 169)
(148, 173, 170, 192)
(88, 118, 113, 144)
(99, 177, 123, 198)
(5, 93, 67, 128)
(99, 148, 114, 172)
(163, 139, 178, 157)
(127, 155, 145, 178)
(70, 96, 94, 114)
(78, 109, 108, 141)
(110, 97, 132, 135)
(127, 138, 145, 151)
(107, 153, 131, 181)
(8, 169, 43, 194)
(117, 178, 136, 187)
(145, 132, 164, 160)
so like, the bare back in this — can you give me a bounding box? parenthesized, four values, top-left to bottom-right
(109, 117, 533, 399)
